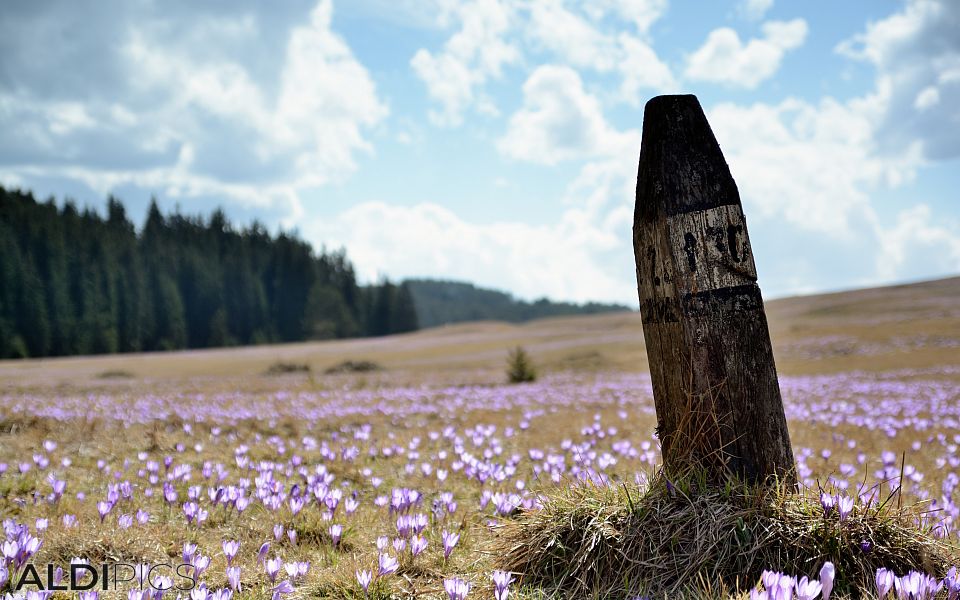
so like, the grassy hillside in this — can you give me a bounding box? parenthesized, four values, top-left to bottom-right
(404, 278, 630, 327)
(1, 275, 957, 390)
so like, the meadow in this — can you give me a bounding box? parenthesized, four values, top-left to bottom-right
(1, 277, 959, 599)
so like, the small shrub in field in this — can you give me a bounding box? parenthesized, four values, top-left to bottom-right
(264, 361, 311, 375)
(96, 369, 135, 379)
(324, 360, 383, 374)
(506, 346, 537, 384)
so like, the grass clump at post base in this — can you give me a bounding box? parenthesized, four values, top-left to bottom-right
(506, 346, 537, 384)
(492, 470, 957, 598)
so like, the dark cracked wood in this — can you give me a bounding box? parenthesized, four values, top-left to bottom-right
(633, 94, 795, 484)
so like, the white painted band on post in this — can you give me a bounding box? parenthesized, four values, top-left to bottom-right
(666, 204, 758, 295)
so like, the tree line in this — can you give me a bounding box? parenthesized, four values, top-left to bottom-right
(0, 187, 418, 359)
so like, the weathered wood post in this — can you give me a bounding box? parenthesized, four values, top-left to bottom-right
(633, 94, 795, 484)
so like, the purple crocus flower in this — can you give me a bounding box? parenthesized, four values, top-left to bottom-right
(945, 567, 960, 600)
(183, 501, 199, 524)
(272, 580, 294, 600)
(444, 577, 471, 600)
(924, 574, 944, 599)
(442, 530, 460, 560)
(226, 566, 241, 592)
(21, 534, 41, 560)
(2, 539, 18, 563)
(896, 571, 922, 600)
(193, 554, 211, 577)
(761, 571, 782, 591)
(328, 524, 343, 547)
(795, 576, 822, 600)
(183, 542, 197, 565)
(492, 570, 513, 600)
(378, 553, 399, 576)
(97, 501, 112, 522)
(222, 540, 240, 565)
(356, 569, 373, 594)
(265, 556, 283, 582)
(410, 534, 427, 557)
(289, 497, 305, 516)
(257, 542, 270, 564)
(344, 497, 359, 515)
(837, 496, 854, 521)
(820, 562, 835, 600)
(820, 493, 835, 517)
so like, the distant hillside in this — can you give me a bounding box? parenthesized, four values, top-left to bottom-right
(404, 278, 632, 328)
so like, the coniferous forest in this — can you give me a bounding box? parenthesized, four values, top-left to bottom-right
(0, 187, 419, 358)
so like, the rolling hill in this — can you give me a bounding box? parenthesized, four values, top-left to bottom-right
(1, 275, 958, 390)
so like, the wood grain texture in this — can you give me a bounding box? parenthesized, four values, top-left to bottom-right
(633, 94, 795, 484)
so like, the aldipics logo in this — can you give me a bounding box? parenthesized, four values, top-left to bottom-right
(7, 562, 197, 593)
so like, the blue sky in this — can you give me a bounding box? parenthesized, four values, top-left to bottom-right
(1, 0, 958, 304)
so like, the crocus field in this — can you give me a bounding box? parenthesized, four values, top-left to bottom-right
(1, 365, 960, 599)
(2, 279, 960, 599)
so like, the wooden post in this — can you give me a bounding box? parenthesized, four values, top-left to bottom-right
(633, 94, 794, 484)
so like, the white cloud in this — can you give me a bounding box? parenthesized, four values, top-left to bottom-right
(617, 33, 677, 103)
(497, 65, 639, 164)
(410, 0, 519, 126)
(305, 200, 637, 303)
(47, 103, 97, 136)
(837, 0, 960, 160)
(737, 0, 773, 21)
(1, 0, 387, 219)
(582, 0, 668, 35)
(874, 204, 960, 281)
(273, 0, 390, 185)
(709, 97, 920, 237)
(526, 0, 619, 71)
(124, 0, 388, 186)
(685, 18, 807, 88)
(413, 0, 675, 122)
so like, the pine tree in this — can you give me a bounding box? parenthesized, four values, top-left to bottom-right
(506, 346, 537, 384)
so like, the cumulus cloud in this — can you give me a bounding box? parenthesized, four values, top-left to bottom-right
(0, 0, 387, 215)
(305, 200, 638, 303)
(708, 97, 919, 237)
(582, 0, 669, 35)
(685, 18, 808, 88)
(737, 0, 774, 21)
(526, 0, 620, 71)
(837, 0, 960, 160)
(617, 33, 677, 104)
(497, 65, 640, 164)
(413, 0, 675, 121)
(705, 95, 960, 290)
(873, 205, 960, 282)
(410, 0, 519, 126)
